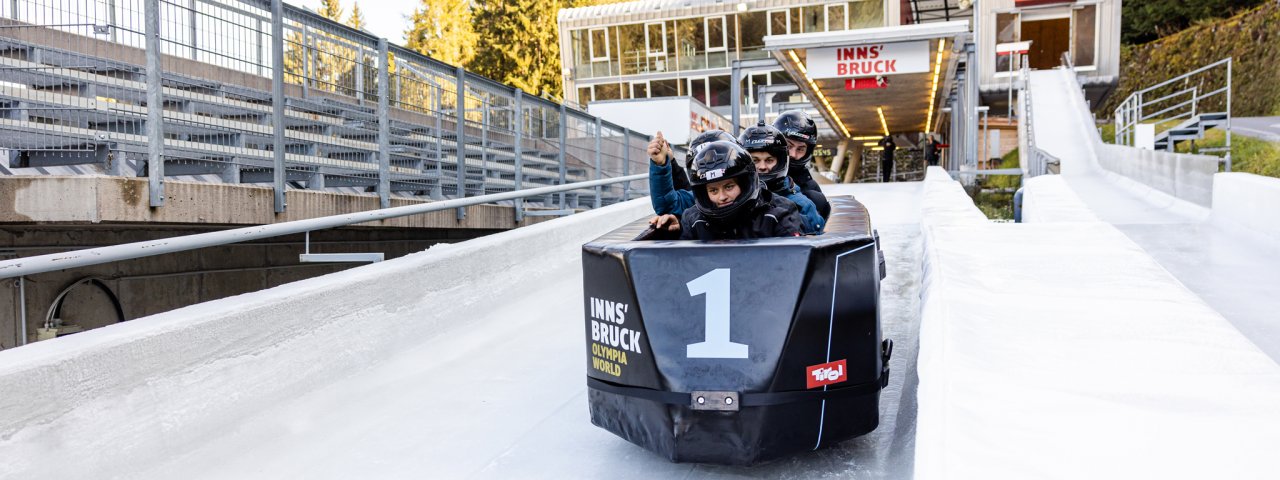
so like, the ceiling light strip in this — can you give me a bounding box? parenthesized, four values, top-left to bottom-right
(924, 38, 946, 133)
(877, 106, 889, 136)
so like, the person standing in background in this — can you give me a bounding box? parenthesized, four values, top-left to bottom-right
(878, 134, 896, 182)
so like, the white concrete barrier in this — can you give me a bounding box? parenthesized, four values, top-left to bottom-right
(0, 199, 652, 480)
(1096, 143, 1217, 208)
(1021, 174, 1101, 223)
(1210, 172, 1280, 242)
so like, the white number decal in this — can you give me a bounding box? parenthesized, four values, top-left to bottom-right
(685, 268, 749, 359)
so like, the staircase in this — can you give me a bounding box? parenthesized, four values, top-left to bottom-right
(1113, 58, 1234, 169)
(1153, 111, 1230, 151)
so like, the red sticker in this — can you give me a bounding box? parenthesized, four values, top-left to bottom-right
(806, 359, 848, 389)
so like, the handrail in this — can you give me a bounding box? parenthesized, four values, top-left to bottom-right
(1113, 57, 1232, 151)
(1132, 57, 1232, 96)
(0, 174, 647, 280)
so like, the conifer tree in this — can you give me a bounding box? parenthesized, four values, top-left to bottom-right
(469, 0, 567, 100)
(404, 0, 478, 68)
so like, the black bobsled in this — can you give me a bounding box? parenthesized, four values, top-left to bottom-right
(581, 196, 890, 465)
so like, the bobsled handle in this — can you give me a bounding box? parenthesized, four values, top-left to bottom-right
(587, 371, 889, 408)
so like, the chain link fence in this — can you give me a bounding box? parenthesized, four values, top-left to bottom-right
(0, 0, 649, 213)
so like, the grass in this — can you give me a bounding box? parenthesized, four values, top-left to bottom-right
(972, 148, 1022, 220)
(1177, 128, 1280, 178)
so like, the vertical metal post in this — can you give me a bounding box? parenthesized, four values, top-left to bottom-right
(270, 0, 286, 213)
(730, 60, 741, 132)
(144, 0, 165, 207)
(558, 103, 568, 209)
(455, 65, 467, 220)
(756, 84, 767, 121)
(1224, 57, 1233, 172)
(377, 38, 391, 208)
(257, 19, 265, 76)
(622, 129, 632, 201)
(594, 118, 603, 209)
(188, 0, 198, 60)
(513, 89, 525, 223)
(355, 47, 365, 103)
(17, 276, 26, 346)
(966, 42, 978, 171)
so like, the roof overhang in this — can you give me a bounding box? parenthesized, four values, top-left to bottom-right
(765, 21, 971, 141)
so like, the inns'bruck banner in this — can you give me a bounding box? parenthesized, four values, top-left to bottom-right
(806, 41, 931, 79)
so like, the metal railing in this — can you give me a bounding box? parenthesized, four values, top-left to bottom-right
(1017, 60, 1057, 178)
(1112, 57, 1232, 169)
(0, 0, 650, 215)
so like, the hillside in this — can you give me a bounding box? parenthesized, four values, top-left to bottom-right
(1100, 2, 1280, 118)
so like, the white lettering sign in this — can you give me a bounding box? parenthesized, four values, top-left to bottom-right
(806, 41, 931, 79)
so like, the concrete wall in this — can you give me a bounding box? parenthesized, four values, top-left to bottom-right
(1095, 144, 1218, 208)
(1210, 172, 1280, 242)
(0, 198, 650, 479)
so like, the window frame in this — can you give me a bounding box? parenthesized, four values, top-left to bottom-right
(827, 3, 848, 31)
(767, 8, 789, 36)
(1070, 3, 1100, 71)
(588, 27, 610, 62)
(704, 15, 727, 53)
(644, 22, 667, 57)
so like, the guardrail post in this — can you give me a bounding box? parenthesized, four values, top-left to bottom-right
(1224, 57, 1233, 172)
(270, 0, 286, 213)
(558, 103, 567, 210)
(455, 65, 467, 220)
(144, 0, 164, 207)
(594, 118, 603, 209)
(513, 89, 524, 223)
(622, 129, 631, 201)
(377, 38, 391, 209)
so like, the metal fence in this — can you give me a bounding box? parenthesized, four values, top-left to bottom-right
(1111, 57, 1232, 170)
(0, 0, 650, 214)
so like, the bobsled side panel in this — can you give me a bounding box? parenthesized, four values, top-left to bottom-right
(582, 249, 661, 389)
(628, 244, 811, 394)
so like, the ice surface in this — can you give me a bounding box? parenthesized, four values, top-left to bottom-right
(915, 171, 1280, 479)
(0, 183, 930, 479)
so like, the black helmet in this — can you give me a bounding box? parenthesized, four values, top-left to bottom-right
(689, 141, 761, 223)
(738, 122, 789, 191)
(772, 110, 818, 166)
(686, 130, 738, 172)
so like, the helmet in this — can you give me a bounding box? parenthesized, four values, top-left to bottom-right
(772, 110, 818, 166)
(688, 141, 761, 223)
(685, 130, 739, 173)
(738, 122, 789, 191)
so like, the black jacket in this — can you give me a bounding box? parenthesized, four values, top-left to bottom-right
(679, 189, 805, 240)
(787, 165, 831, 220)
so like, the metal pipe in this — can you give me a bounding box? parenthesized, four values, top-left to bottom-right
(594, 118, 603, 209)
(1225, 57, 1233, 172)
(514, 89, 525, 222)
(0, 174, 646, 280)
(455, 65, 467, 220)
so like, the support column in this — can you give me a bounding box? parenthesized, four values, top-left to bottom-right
(594, 118, 602, 209)
(455, 65, 467, 221)
(270, 0, 286, 213)
(622, 129, 632, 201)
(558, 103, 567, 209)
(377, 38, 390, 209)
(513, 89, 524, 223)
(144, 0, 165, 207)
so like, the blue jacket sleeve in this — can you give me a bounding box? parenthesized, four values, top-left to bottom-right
(785, 181, 825, 234)
(649, 159, 695, 215)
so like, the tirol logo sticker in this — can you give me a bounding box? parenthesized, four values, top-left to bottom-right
(806, 359, 847, 389)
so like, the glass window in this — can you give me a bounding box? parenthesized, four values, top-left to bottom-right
(632, 82, 649, 99)
(617, 24, 645, 75)
(708, 75, 732, 107)
(577, 86, 592, 104)
(828, 4, 846, 31)
(651, 79, 679, 97)
(789, 7, 802, 35)
(595, 83, 621, 101)
(688, 77, 708, 105)
(995, 13, 1020, 73)
(589, 28, 609, 61)
(800, 6, 825, 33)
(675, 19, 703, 71)
(768, 10, 788, 36)
(848, 0, 883, 29)
(739, 11, 768, 58)
(706, 16, 726, 51)
(571, 30, 592, 78)
(1072, 5, 1097, 67)
(645, 22, 666, 55)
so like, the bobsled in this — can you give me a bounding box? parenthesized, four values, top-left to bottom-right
(581, 196, 891, 465)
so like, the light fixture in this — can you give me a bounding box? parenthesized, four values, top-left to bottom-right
(924, 38, 946, 133)
(862, 141, 879, 147)
(788, 50, 850, 138)
(877, 106, 889, 136)
(851, 135, 881, 141)
(736, 2, 748, 12)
